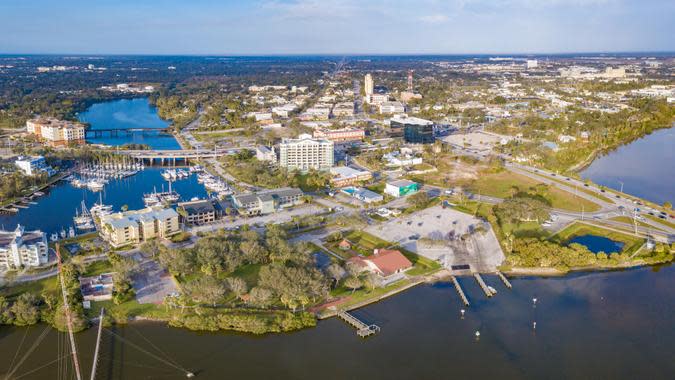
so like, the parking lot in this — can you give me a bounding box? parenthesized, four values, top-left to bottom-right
(132, 252, 179, 304)
(365, 205, 504, 272)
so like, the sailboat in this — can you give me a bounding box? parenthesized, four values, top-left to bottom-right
(74, 200, 95, 230)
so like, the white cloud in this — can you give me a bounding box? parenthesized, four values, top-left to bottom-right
(419, 14, 449, 24)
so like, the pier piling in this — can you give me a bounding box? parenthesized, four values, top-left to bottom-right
(451, 276, 470, 306)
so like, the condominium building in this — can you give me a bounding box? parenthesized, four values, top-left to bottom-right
(15, 155, 56, 176)
(177, 199, 220, 226)
(26, 117, 86, 147)
(313, 127, 365, 142)
(278, 134, 334, 171)
(99, 207, 180, 248)
(231, 188, 304, 216)
(0, 225, 49, 269)
(364, 74, 374, 96)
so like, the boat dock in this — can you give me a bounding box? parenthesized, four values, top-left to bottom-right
(473, 273, 495, 297)
(337, 310, 380, 338)
(496, 271, 512, 289)
(451, 275, 470, 306)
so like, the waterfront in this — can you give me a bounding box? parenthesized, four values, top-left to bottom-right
(580, 127, 675, 205)
(1, 265, 673, 379)
(78, 98, 181, 150)
(0, 168, 209, 236)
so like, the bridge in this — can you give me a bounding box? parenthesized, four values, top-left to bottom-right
(86, 128, 171, 137)
(116, 147, 254, 165)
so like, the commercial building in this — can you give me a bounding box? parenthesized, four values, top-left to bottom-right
(14, 156, 56, 176)
(231, 188, 304, 216)
(256, 146, 277, 162)
(365, 93, 389, 105)
(0, 225, 49, 269)
(26, 117, 86, 147)
(379, 101, 405, 114)
(340, 187, 383, 204)
(348, 248, 412, 285)
(364, 74, 374, 96)
(313, 127, 365, 142)
(330, 166, 372, 187)
(177, 199, 220, 226)
(526, 60, 538, 69)
(99, 207, 180, 248)
(390, 115, 435, 144)
(278, 134, 334, 171)
(385, 179, 419, 198)
(331, 102, 355, 118)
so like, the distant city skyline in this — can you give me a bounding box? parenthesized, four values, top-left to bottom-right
(1, 0, 673, 55)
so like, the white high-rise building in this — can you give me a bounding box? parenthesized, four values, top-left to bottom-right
(364, 74, 374, 96)
(526, 60, 538, 69)
(278, 134, 334, 172)
(0, 225, 49, 269)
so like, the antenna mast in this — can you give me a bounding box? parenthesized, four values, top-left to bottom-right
(56, 244, 83, 380)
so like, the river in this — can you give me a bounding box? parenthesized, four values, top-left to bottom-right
(1, 265, 673, 379)
(78, 98, 181, 150)
(580, 127, 675, 205)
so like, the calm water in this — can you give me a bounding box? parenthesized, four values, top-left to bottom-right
(78, 98, 180, 150)
(580, 127, 675, 205)
(0, 169, 209, 236)
(1, 265, 673, 379)
(568, 234, 624, 254)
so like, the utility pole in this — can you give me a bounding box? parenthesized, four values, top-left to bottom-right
(90, 308, 105, 380)
(56, 245, 83, 380)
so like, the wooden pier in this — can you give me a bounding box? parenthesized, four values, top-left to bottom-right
(496, 271, 512, 289)
(451, 276, 470, 306)
(337, 310, 380, 338)
(473, 273, 494, 297)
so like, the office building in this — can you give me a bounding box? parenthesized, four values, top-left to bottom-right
(385, 179, 419, 198)
(313, 127, 365, 142)
(256, 146, 277, 162)
(99, 207, 180, 248)
(378, 101, 405, 114)
(0, 225, 49, 269)
(330, 166, 372, 187)
(278, 134, 334, 171)
(26, 117, 86, 147)
(231, 188, 304, 216)
(390, 115, 435, 144)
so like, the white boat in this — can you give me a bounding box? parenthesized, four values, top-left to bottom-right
(68, 226, 76, 238)
(488, 286, 498, 295)
(60, 229, 67, 239)
(87, 179, 106, 191)
(50, 233, 58, 242)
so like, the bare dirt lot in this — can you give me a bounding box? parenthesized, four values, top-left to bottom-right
(365, 205, 505, 272)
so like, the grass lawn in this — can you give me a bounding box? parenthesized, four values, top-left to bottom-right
(0, 275, 60, 299)
(85, 299, 171, 321)
(643, 214, 675, 230)
(468, 171, 600, 212)
(229, 263, 263, 288)
(551, 222, 644, 256)
(327, 279, 413, 311)
(82, 259, 113, 276)
(610, 216, 662, 230)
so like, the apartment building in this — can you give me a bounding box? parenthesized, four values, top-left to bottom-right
(364, 73, 374, 96)
(26, 117, 86, 147)
(99, 207, 180, 248)
(278, 134, 334, 171)
(177, 199, 220, 226)
(0, 225, 49, 269)
(231, 188, 304, 216)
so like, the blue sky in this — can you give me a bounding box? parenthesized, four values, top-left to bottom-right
(1, 0, 673, 54)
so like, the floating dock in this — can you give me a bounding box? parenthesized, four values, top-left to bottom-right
(496, 271, 512, 289)
(473, 273, 494, 297)
(337, 310, 380, 338)
(451, 275, 470, 306)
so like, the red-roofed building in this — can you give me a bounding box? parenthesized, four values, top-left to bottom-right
(348, 249, 412, 285)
